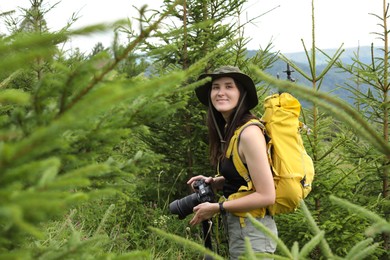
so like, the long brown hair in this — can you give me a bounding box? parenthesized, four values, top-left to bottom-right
(206, 79, 257, 166)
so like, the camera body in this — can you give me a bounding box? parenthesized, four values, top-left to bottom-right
(169, 179, 214, 219)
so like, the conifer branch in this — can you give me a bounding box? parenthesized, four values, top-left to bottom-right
(64, 1, 182, 113)
(299, 201, 334, 259)
(0, 69, 22, 89)
(315, 45, 345, 80)
(330, 196, 389, 233)
(247, 214, 293, 258)
(149, 226, 224, 260)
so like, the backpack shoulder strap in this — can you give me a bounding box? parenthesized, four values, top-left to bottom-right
(225, 119, 266, 191)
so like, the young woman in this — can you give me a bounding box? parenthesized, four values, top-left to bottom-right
(187, 66, 277, 259)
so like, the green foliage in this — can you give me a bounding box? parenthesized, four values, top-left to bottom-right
(151, 199, 389, 259)
(0, 1, 202, 259)
(24, 206, 152, 260)
(150, 225, 223, 260)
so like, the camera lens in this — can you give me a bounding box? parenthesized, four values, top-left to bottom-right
(169, 193, 200, 219)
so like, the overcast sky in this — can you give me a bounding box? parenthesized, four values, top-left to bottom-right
(0, 0, 384, 53)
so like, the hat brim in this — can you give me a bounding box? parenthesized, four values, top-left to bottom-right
(195, 72, 258, 109)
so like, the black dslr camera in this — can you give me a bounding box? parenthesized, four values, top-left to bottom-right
(169, 179, 214, 219)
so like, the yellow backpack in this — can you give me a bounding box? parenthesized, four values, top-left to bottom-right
(225, 92, 315, 216)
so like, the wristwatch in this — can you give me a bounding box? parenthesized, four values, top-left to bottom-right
(219, 202, 226, 214)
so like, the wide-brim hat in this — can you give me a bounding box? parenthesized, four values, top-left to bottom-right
(195, 66, 258, 109)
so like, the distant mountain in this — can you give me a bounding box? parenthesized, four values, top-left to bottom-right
(248, 46, 380, 102)
(282, 46, 381, 65)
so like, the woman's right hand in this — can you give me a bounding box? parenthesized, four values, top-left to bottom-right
(187, 175, 214, 191)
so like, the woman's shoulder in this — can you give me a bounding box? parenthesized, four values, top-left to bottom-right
(240, 123, 264, 137)
(238, 121, 267, 154)
(238, 117, 264, 135)
(239, 120, 265, 143)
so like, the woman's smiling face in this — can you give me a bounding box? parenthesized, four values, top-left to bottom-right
(210, 77, 240, 120)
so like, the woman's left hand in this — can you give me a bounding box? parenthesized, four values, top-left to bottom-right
(189, 202, 219, 226)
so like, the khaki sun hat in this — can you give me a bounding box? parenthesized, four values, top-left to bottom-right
(195, 66, 258, 109)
